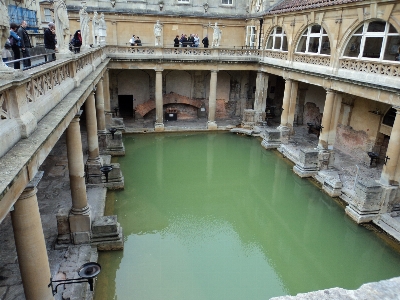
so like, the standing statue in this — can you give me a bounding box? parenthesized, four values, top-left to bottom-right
(92, 11, 100, 47)
(154, 20, 163, 47)
(79, 2, 90, 50)
(99, 13, 107, 45)
(211, 22, 222, 48)
(54, 0, 70, 54)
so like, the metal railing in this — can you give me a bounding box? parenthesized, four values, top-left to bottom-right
(5, 50, 57, 70)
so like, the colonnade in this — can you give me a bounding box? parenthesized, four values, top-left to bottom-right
(275, 74, 400, 202)
(9, 72, 110, 300)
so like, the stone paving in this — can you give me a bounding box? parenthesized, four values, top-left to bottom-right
(1, 117, 400, 300)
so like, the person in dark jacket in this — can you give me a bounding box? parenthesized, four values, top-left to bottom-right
(134, 36, 142, 46)
(17, 20, 32, 68)
(44, 22, 56, 61)
(181, 34, 188, 47)
(202, 35, 209, 48)
(72, 30, 82, 53)
(9, 23, 22, 69)
(174, 35, 179, 47)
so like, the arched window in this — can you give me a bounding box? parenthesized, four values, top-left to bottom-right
(296, 24, 330, 55)
(266, 27, 288, 51)
(343, 21, 400, 61)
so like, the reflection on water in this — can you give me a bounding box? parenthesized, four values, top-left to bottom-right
(95, 133, 400, 300)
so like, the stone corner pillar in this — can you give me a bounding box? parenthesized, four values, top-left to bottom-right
(155, 69, 164, 130)
(317, 89, 336, 150)
(11, 171, 53, 300)
(208, 70, 218, 130)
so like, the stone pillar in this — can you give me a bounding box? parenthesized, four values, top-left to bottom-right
(287, 80, 298, 131)
(279, 78, 292, 128)
(380, 106, 400, 186)
(95, 79, 106, 133)
(208, 70, 218, 130)
(86, 91, 102, 162)
(254, 71, 268, 112)
(155, 69, 164, 132)
(11, 172, 53, 300)
(318, 89, 336, 150)
(327, 93, 342, 147)
(295, 87, 308, 125)
(66, 113, 91, 244)
(103, 70, 112, 126)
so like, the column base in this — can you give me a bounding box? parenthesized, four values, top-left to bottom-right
(69, 208, 91, 244)
(345, 205, 379, 224)
(261, 128, 281, 149)
(207, 121, 218, 130)
(86, 157, 103, 184)
(155, 122, 165, 132)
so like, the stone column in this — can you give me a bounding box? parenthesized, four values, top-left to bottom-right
(254, 71, 268, 112)
(327, 93, 342, 148)
(86, 91, 101, 164)
(155, 69, 164, 132)
(318, 89, 335, 150)
(208, 70, 218, 130)
(66, 112, 91, 244)
(279, 78, 292, 129)
(11, 172, 53, 300)
(95, 79, 106, 133)
(380, 106, 400, 186)
(287, 80, 298, 131)
(103, 70, 112, 126)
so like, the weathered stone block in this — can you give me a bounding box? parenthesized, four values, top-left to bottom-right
(56, 208, 70, 235)
(293, 149, 319, 177)
(261, 128, 281, 149)
(354, 179, 383, 212)
(92, 215, 118, 235)
(71, 232, 91, 244)
(69, 213, 91, 233)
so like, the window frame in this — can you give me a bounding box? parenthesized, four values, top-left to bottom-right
(265, 26, 288, 52)
(295, 24, 330, 56)
(342, 21, 400, 62)
(177, 0, 190, 2)
(221, 0, 233, 5)
(44, 8, 52, 23)
(246, 26, 256, 49)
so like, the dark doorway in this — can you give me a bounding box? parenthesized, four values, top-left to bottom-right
(118, 95, 134, 117)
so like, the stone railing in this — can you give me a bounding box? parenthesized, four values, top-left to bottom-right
(264, 50, 288, 60)
(0, 47, 106, 158)
(339, 58, 400, 77)
(104, 46, 262, 61)
(293, 53, 331, 66)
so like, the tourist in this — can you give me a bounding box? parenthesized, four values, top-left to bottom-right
(174, 35, 179, 47)
(44, 22, 57, 61)
(194, 33, 200, 47)
(2, 43, 12, 63)
(202, 35, 209, 48)
(71, 30, 82, 53)
(9, 23, 22, 69)
(129, 34, 136, 46)
(188, 34, 194, 47)
(17, 20, 32, 68)
(134, 36, 142, 46)
(181, 34, 188, 47)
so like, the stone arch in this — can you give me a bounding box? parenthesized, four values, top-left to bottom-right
(293, 23, 332, 55)
(117, 69, 150, 106)
(165, 70, 192, 98)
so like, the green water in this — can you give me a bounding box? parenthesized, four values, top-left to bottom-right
(95, 132, 400, 300)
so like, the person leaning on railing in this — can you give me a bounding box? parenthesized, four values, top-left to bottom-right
(9, 23, 22, 69)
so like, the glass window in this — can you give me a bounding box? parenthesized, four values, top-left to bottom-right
(246, 26, 256, 48)
(265, 27, 288, 51)
(295, 24, 331, 55)
(222, 0, 233, 4)
(342, 21, 400, 61)
(44, 8, 52, 22)
(177, 0, 189, 2)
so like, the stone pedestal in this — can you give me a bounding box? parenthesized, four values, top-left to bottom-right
(86, 158, 103, 184)
(105, 130, 125, 156)
(155, 122, 165, 132)
(69, 211, 91, 244)
(207, 121, 217, 130)
(293, 149, 319, 177)
(242, 109, 265, 128)
(318, 149, 334, 169)
(277, 125, 290, 144)
(345, 179, 383, 223)
(379, 184, 400, 214)
(103, 163, 124, 190)
(110, 117, 125, 131)
(261, 128, 281, 149)
(91, 215, 124, 250)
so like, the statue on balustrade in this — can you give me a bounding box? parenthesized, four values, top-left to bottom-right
(211, 22, 222, 48)
(99, 13, 107, 45)
(154, 20, 163, 47)
(92, 11, 100, 47)
(79, 2, 90, 50)
(54, 0, 70, 54)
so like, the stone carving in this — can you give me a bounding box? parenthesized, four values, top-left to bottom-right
(99, 13, 107, 45)
(54, 0, 70, 54)
(154, 20, 163, 47)
(210, 22, 222, 48)
(92, 11, 100, 47)
(79, 2, 90, 50)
